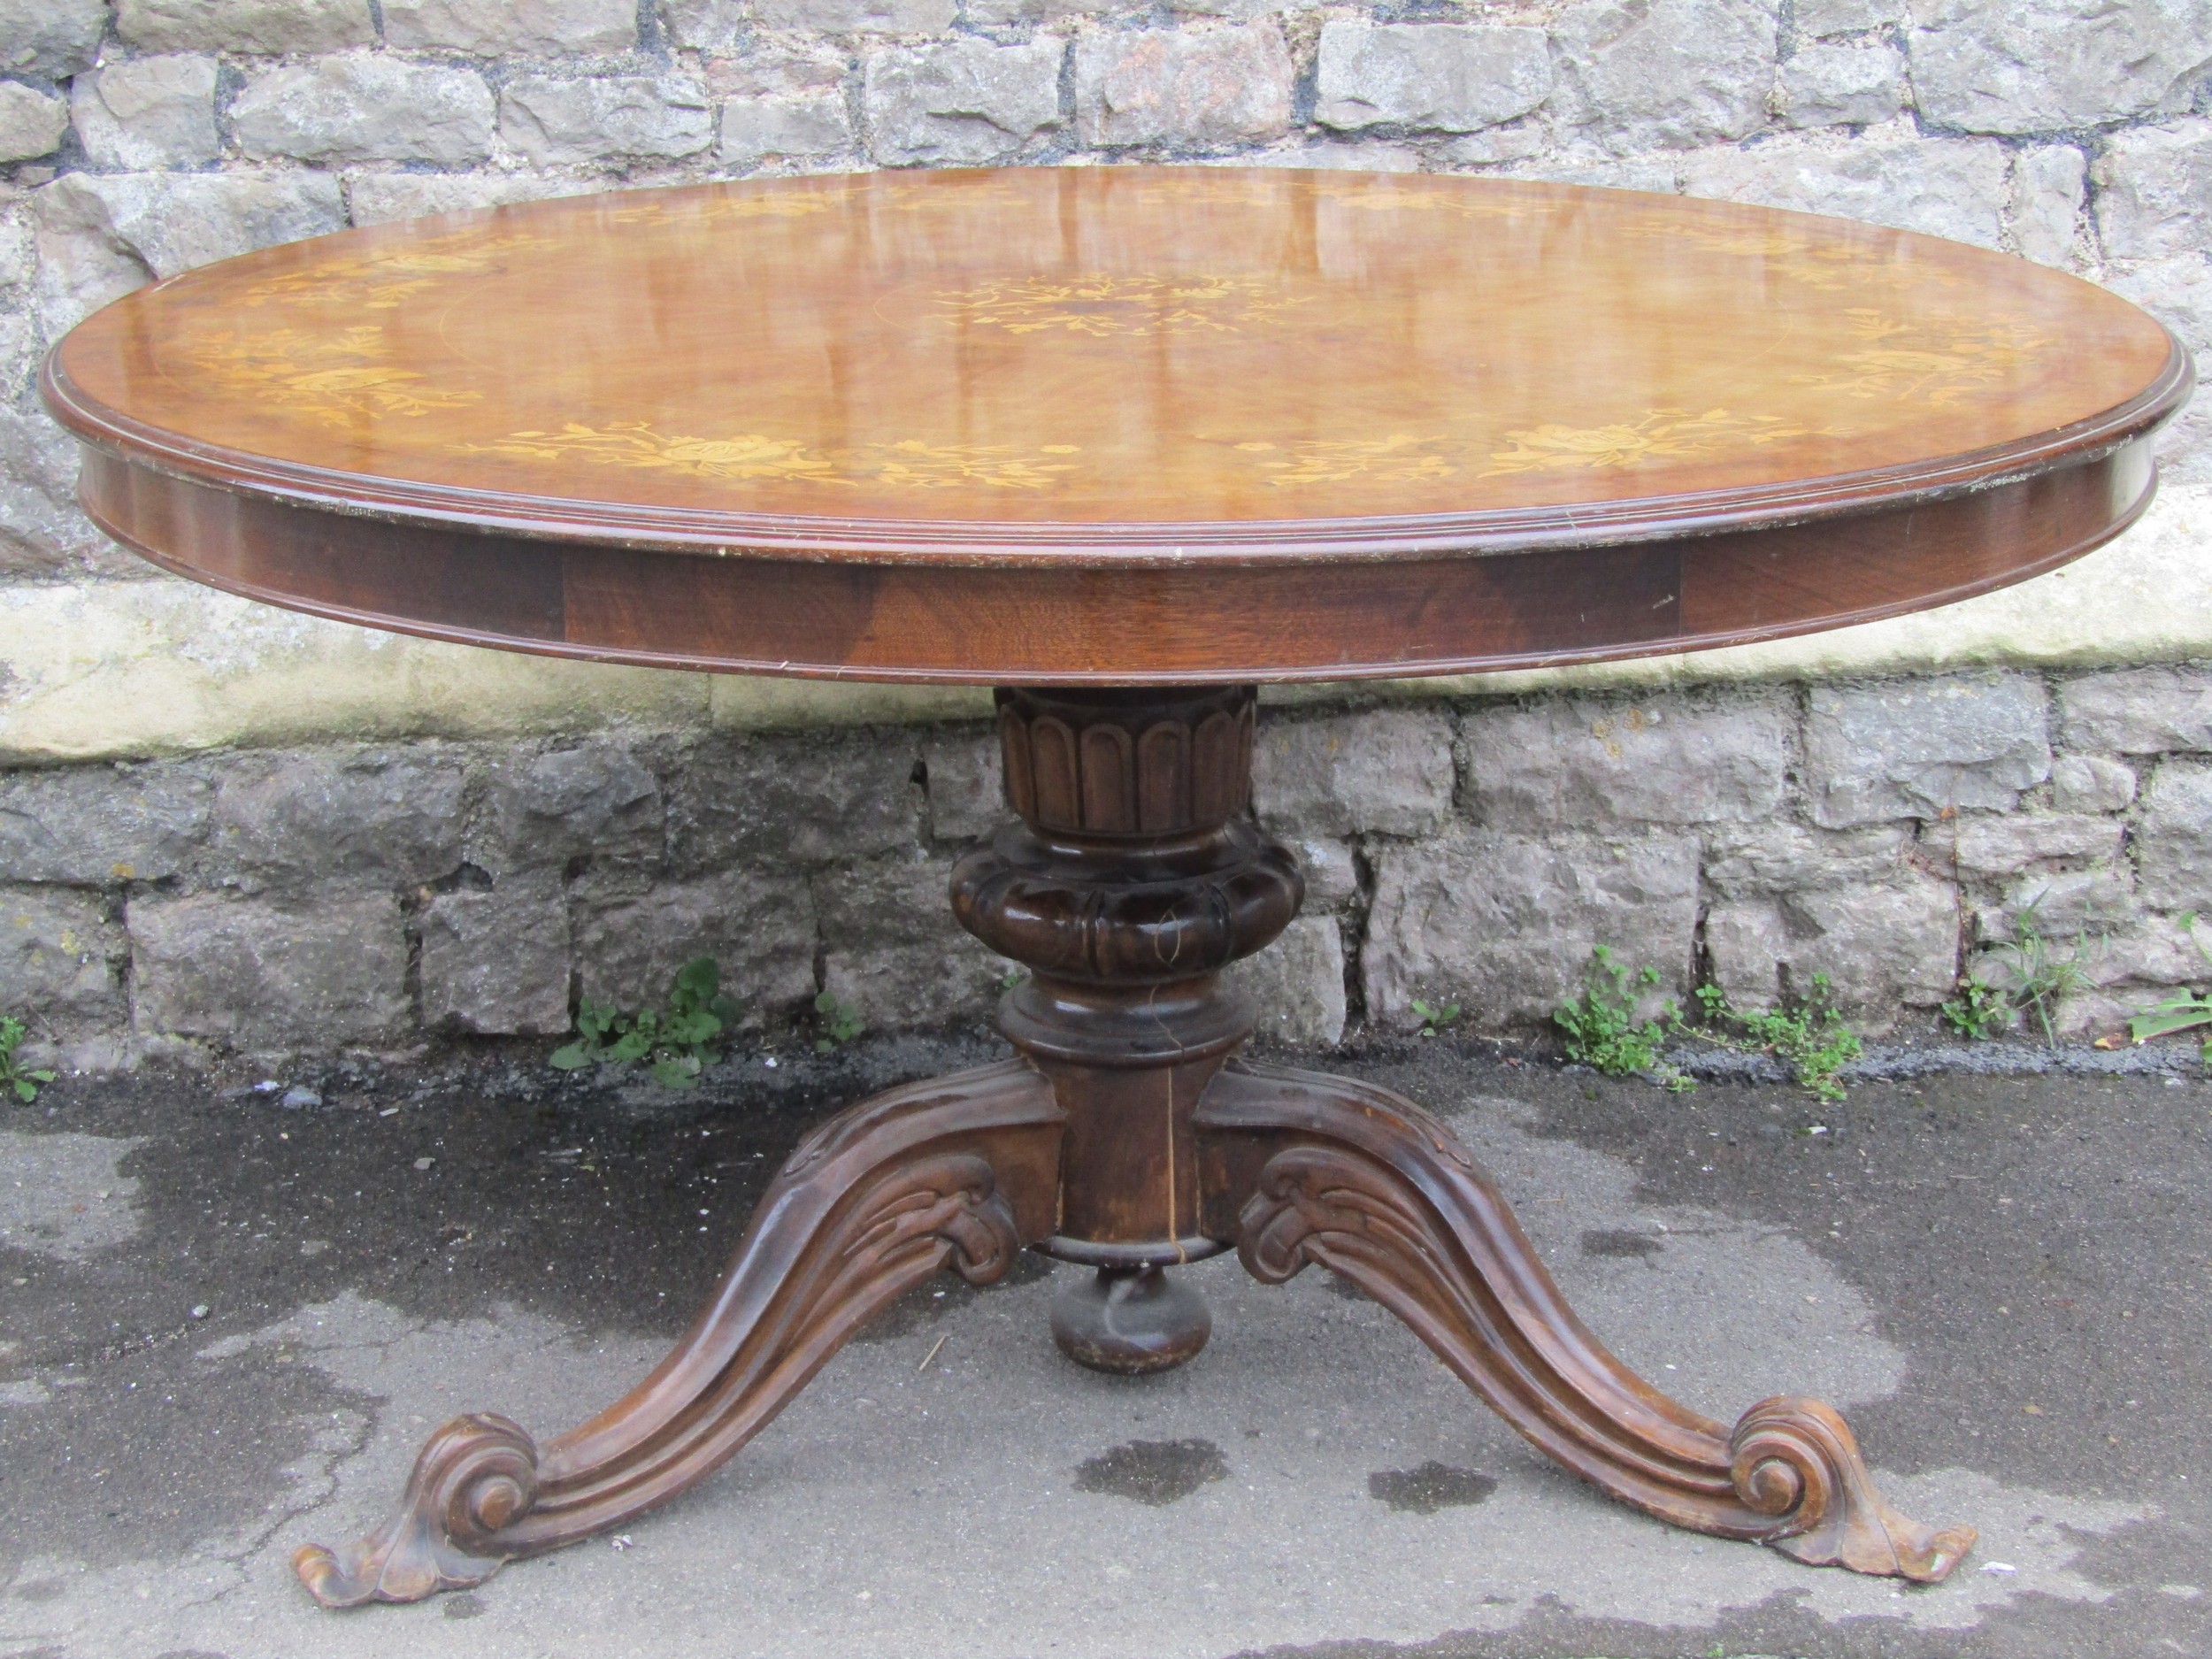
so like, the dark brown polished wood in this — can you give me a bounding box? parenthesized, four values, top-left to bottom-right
(42, 166, 2191, 1606)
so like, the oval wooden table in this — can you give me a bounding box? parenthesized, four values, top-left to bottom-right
(43, 165, 2190, 1609)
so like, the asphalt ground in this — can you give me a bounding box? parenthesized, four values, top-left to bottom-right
(2, 1035, 2208, 1658)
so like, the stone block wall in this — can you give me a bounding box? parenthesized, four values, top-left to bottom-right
(4, 665, 2211, 1067)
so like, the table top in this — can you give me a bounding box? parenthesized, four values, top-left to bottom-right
(43, 167, 2192, 684)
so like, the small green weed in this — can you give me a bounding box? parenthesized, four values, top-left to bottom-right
(1410, 996, 1461, 1038)
(813, 990, 865, 1053)
(0, 1015, 54, 1103)
(1946, 899, 2100, 1048)
(1555, 947, 1687, 1087)
(1940, 974, 2013, 1041)
(1683, 977, 1862, 1105)
(549, 956, 739, 1089)
(2127, 911, 2212, 1061)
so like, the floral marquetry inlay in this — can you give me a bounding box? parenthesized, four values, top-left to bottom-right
(463, 425, 1083, 491)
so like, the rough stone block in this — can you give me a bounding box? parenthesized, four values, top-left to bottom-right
(1313, 22, 1553, 134)
(0, 765, 212, 885)
(863, 38, 1063, 165)
(1552, 0, 1778, 154)
(118, 0, 376, 54)
(1777, 40, 1904, 128)
(471, 743, 662, 877)
(572, 871, 817, 1030)
(1699, 823, 1910, 896)
(1946, 813, 2124, 879)
(705, 44, 850, 100)
(1362, 831, 1699, 1029)
(1460, 694, 1790, 831)
(382, 0, 639, 52)
(1074, 25, 1294, 150)
(0, 407, 104, 576)
(1796, 0, 1900, 33)
(1226, 914, 1347, 1048)
(34, 172, 348, 336)
(346, 172, 595, 227)
(1253, 708, 1454, 838)
(207, 752, 463, 889)
(0, 0, 106, 75)
(500, 74, 716, 165)
(2048, 754, 2138, 815)
(1803, 672, 2050, 826)
(129, 888, 408, 1046)
(1983, 867, 2135, 942)
(1704, 875, 1957, 1024)
(420, 874, 572, 1036)
(0, 83, 67, 165)
(234, 57, 496, 167)
(817, 855, 1001, 1029)
(922, 727, 1003, 844)
(2059, 664, 2212, 755)
(0, 887, 123, 1025)
(1678, 134, 2009, 248)
(664, 0, 744, 50)
(672, 733, 919, 871)
(2137, 758, 2212, 913)
(72, 58, 222, 172)
(1909, 0, 2210, 136)
(2008, 144, 2085, 266)
(2094, 120, 2212, 263)
(760, 0, 955, 29)
(1273, 140, 1423, 173)
(965, 0, 1114, 21)
(1286, 835, 1358, 908)
(719, 95, 852, 165)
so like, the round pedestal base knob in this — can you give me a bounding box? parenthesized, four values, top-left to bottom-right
(1050, 1266, 1212, 1375)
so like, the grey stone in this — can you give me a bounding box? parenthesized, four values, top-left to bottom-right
(2060, 665, 2212, 754)
(1700, 823, 1911, 896)
(1460, 695, 1790, 831)
(2009, 144, 2086, 266)
(1803, 673, 2050, 826)
(1434, 124, 1551, 166)
(1704, 876, 1957, 1024)
(1678, 134, 2009, 248)
(234, 57, 495, 167)
(0, 0, 106, 75)
(572, 871, 817, 1030)
(2094, 119, 2212, 264)
(1272, 140, 1423, 172)
(1908, 0, 2212, 136)
(1074, 25, 1294, 150)
(2106, 253, 2212, 485)
(472, 743, 661, 877)
(922, 728, 1003, 844)
(72, 57, 221, 172)
(346, 172, 596, 227)
(1777, 40, 1904, 128)
(420, 874, 572, 1036)
(705, 44, 850, 100)
(1253, 709, 1454, 838)
(499, 74, 715, 165)
(129, 889, 408, 1046)
(1313, 22, 1553, 134)
(1798, 0, 1901, 32)
(207, 752, 464, 890)
(862, 38, 1063, 165)
(965, 0, 1115, 22)
(382, 0, 639, 53)
(0, 408, 103, 576)
(663, 0, 746, 51)
(1286, 835, 1358, 908)
(0, 766, 211, 886)
(1503, 156, 1684, 195)
(720, 95, 853, 165)
(117, 0, 376, 54)
(0, 83, 66, 165)
(759, 0, 955, 30)
(672, 733, 919, 871)
(1362, 831, 1699, 1030)
(2137, 758, 2212, 912)
(1226, 914, 1347, 1047)
(817, 855, 1000, 1030)
(0, 887, 123, 1025)
(1945, 813, 2125, 879)
(1984, 867, 2135, 942)
(1552, 0, 1779, 154)
(2049, 754, 2138, 814)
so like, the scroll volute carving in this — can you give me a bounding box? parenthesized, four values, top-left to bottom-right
(998, 686, 1255, 837)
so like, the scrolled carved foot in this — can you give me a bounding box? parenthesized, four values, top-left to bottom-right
(294, 1414, 539, 1608)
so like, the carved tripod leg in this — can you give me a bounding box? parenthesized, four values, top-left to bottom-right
(294, 1058, 1064, 1608)
(1195, 1060, 1976, 1583)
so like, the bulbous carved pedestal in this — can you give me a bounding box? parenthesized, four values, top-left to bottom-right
(296, 684, 1975, 1609)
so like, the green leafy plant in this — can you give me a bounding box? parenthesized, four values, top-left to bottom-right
(813, 990, 865, 1053)
(549, 956, 740, 1089)
(1946, 898, 2101, 1048)
(1682, 977, 1861, 1105)
(2127, 911, 2212, 1061)
(1410, 996, 1461, 1038)
(0, 1015, 54, 1103)
(1940, 974, 2013, 1041)
(1555, 947, 1686, 1087)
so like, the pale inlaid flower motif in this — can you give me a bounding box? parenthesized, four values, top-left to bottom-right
(1483, 409, 1820, 475)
